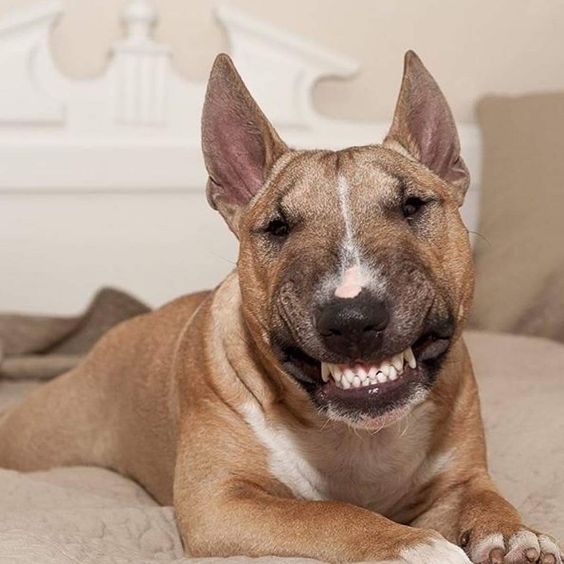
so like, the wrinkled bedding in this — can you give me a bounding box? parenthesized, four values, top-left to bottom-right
(1, 331, 563, 563)
(0, 288, 149, 381)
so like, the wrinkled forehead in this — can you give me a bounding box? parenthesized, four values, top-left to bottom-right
(257, 145, 435, 217)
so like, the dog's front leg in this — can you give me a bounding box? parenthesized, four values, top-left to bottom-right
(179, 488, 472, 562)
(413, 471, 562, 564)
(173, 413, 470, 563)
(175, 476, 471, 563)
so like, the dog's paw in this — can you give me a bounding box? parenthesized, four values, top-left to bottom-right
(397, 535, 472, 563)
(463, 527, 563, 564)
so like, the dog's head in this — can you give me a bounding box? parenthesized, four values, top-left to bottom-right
(202, 52, 474, 428)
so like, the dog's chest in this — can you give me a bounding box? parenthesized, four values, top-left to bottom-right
(243, 404, 437, 516)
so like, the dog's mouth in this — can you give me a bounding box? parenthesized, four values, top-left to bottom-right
(277, 330, 452, 425)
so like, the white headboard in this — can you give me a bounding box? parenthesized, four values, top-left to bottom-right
(0, 0, 482, 314)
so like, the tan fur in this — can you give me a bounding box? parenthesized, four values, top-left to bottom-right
(0, 52, 560, 564)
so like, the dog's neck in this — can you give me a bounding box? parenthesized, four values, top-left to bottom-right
(205, 272, 327, 426)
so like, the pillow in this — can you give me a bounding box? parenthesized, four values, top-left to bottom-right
(470, 93, 564, 342)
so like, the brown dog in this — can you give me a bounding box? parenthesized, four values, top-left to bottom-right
(0, 52, 561, 564)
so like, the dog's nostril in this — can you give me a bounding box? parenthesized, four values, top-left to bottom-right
(320, 328, 342, 337)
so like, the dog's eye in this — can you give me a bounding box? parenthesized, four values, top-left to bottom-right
(265, 218, 290, 238)
(402, 197, 426, 219)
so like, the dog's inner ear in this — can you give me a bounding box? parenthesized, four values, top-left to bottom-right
(384, 51, 469, 205)
(202, 54, 288, 235)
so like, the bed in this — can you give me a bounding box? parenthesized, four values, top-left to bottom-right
(1, 332, 563, 562)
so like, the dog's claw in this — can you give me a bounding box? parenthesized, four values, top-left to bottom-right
(469, 529, 562, 564)
(541, 555, 557, 564)
(488, 547, 505, 564)
(524, 547, 540, 562)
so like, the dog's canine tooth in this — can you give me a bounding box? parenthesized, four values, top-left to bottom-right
(404, 347, 417, 369)
(330, 365, 344, 388)
(332, 365, 342, 381)
(321, 363, 330, 382)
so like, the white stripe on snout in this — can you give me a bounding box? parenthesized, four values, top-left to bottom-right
(337, 174, 359, 265)
(335, 174, 365, 299)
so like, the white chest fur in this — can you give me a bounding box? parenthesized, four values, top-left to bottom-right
(241, 402, 445, 517)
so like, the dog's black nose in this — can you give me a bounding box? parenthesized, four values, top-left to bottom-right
(315, 291, 389, 359)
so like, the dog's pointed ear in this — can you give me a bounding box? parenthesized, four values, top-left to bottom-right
(384, 51, 469, 205)
(202, 54, 288, 235)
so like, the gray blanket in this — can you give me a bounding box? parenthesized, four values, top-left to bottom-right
(0, 288, 149, 380)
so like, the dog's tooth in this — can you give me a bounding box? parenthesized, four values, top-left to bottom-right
(357, 367, 368, 382)
(352, 376, 361, 388)
(392, 354, 404, 372)
(404, 347, 417, 369)
(341, 377, 351, 390)
(321, 363, 330, 382)
(380, 361, 391, 377)
(344, 369, 355, 384)
(368, 366, 378, 380)
(331, 368, 341, 386)
(376, 371, 387, 383)
(388, 366, 398, 381)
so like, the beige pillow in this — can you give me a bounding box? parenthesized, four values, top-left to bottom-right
(470, 93, 564, 342)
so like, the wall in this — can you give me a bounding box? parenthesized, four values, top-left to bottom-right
(2, 0, 564, 123)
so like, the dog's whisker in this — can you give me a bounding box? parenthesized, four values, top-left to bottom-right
(468, 230, 491, 247)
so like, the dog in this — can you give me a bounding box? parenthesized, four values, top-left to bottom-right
(0, 51, 561, 564)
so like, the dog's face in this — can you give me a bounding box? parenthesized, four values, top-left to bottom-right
(202, 52, 473, 428)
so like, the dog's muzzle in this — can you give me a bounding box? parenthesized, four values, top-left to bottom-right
(274, 287, 455, 424)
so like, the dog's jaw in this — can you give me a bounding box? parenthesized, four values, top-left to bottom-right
(275, 327, 453, 429)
